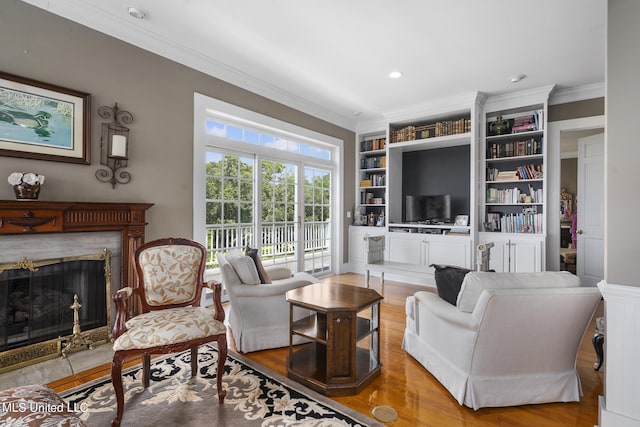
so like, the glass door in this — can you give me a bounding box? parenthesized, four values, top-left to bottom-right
(259, 159, 300, 272)
(304, 167, 332, 274)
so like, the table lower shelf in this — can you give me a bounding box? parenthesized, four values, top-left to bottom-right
(287, 342, 381, 396)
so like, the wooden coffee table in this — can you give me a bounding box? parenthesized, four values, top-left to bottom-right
(286, 282, 383, 396)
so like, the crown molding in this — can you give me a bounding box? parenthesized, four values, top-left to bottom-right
(549, 82, 605, 105)
(21, 0, 358, 131)
(382, 91, 484, 124)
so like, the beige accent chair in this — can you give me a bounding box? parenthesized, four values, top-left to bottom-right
(111, 238, 227, 427)
(402, 271, 601, 409)
(217, 250, 319, 353)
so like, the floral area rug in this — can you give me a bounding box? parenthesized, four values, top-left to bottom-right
(60, 344, 382, 427)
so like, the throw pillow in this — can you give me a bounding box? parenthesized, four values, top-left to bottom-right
(244, 246, 272, 284)
(431, 264, 472, 306)
(226, 249, 261, 285)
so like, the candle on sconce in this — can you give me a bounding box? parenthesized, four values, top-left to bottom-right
(110, 135, 127, 158)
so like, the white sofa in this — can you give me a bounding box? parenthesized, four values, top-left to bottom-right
(402, 271, 601, 409)
(217, 251, 319, 353)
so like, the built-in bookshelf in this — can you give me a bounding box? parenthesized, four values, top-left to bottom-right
(356, 135, 386, 226)
(390, 117, 471, 144)
(483, 108, 545, 234)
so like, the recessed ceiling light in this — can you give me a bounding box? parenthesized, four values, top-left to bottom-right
(352, 111, 362, 116)
(509, 74, 526, 83)
(388, 71, 403, 79)
(127, 7, 147, 20)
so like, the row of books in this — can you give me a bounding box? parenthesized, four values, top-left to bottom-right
(485, 212, 543, 233)
(361, 138, 386, 152)
(487, 138, 543, 159)
(391, 118, 471, 143)
(511, 110, 543, 133)
(486, 164, 543, 181)
(486, 186, 543, 204)
(360, 155, 386, 170)
(360, 174, 385, 187)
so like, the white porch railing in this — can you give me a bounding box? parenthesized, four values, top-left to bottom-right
(205, 221, 330, 270)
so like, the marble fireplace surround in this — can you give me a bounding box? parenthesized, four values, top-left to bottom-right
(0, 200, 153, 370)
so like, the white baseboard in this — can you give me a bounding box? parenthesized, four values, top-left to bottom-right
(598, 396, 640, 427)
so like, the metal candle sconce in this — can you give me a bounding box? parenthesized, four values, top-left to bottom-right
(96, 103, 133, 188)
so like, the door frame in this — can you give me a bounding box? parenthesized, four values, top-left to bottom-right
(547, 115, 605, 271)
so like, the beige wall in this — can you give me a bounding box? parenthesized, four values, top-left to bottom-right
(0, 1, 355, 262)
(606, 0, 640, 285)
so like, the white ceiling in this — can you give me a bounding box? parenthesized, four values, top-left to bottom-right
(21, 0, 606, 131)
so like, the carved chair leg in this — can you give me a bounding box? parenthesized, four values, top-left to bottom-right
(216, 335, 228, 404)
(111, 351, 126, 427)
(142, 354, 151, 388)
(593, 332, 605, 371)
(191, 347, 198, 377)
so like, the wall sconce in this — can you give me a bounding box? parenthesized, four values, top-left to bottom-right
(95, 103, 133, 188)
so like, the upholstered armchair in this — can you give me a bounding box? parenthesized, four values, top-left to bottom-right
(403, 271, 601, 409)
(111, 238, 227, 427)
(217, 250, 319, 353)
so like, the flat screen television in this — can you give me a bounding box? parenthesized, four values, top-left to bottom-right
(404, 194, 451, 223)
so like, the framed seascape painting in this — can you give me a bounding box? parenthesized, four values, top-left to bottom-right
(0, 72, 90, 164)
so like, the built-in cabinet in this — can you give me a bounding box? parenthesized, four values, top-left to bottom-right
(478, 234, 543, 272)
(387, 232, 472, 273)
(350, 88, 554, 278)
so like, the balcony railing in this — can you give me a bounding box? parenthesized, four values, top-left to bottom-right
(205, 221, 331, 271)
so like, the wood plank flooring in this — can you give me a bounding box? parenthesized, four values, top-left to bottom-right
(48, 273, 604, 427)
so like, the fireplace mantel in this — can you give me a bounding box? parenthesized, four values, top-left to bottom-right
(0, 200, 153, 314)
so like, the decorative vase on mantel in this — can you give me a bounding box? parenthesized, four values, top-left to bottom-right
(13, 183, 41, 200)
(7, 172, 45, 200)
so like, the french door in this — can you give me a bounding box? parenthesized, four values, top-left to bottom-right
(258, 158, 332, 274)
(205, 150, 332, 275)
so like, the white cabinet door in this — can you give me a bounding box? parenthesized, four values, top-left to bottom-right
(425, 238, 473, 269)
(479, 233, 543, 272)
(510, 239, 542, 272)
(387, 233, 424, 265)
(349, 226, 383, 272)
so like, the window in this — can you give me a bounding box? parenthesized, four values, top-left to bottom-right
(194, 93, 343, 278)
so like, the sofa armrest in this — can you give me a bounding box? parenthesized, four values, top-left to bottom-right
(414, 291, 479, 332)
(265, 265, 293, 280)
(232, 277, 314, 297)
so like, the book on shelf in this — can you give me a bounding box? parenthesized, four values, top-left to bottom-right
(361, 138, 386, 152)
(516, 164, 543, 180)
(487, 138, 543, 159)
(485, 212, 543, 233)
(486, 187, 543, 204)
(360, 155, 387, 170)
(495, 170, 518, 181)
(511, 110, 544, 134)
(391, 117, 471, 143)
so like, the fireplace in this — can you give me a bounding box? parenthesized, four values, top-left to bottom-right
(0, 251, 111, 369)
(0, 200, 153, 372)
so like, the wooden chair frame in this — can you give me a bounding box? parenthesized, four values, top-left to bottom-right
(110, 238, 227, 427)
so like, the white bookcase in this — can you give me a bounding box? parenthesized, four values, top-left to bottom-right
(478, 86, 554, 272)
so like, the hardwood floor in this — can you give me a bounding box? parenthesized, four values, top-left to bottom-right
(48, 273, 604, 427)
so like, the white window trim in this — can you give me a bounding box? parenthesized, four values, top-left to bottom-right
(193, 92, 344, 277)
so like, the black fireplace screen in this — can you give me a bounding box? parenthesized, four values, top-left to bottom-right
(0, 256, 108, 352)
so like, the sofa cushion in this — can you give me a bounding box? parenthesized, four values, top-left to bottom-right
(431, 264, 472, 305)
(226, 249, 261, 285)
(456, 271, 581, 313)
(245, 246, 272, 284)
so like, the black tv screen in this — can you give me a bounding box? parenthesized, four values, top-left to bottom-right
(424, 195, 451, 223)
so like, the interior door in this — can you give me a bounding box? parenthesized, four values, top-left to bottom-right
(576, 133, 604, 286)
